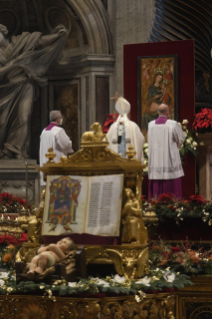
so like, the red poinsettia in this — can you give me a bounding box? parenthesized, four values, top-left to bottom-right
(156, 193, 176, 204)
(102, 113, 118, 133)
(189, 194, 207, 205)
(0, 192, 32, 213)
(193, 108, 212, 133)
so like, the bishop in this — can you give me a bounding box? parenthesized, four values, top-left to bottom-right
(107, 97, 145, 163)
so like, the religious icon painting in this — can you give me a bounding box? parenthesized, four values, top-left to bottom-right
(42, 175, 88, 236)
(137, 55, 178, 137)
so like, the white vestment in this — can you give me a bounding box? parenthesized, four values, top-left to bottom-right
(148, 119, 185, 180)
(107, 114, 145, 162)
(39, 125, 73, 185)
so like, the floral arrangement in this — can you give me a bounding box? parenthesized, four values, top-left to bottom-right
(0, 243, 20, 270)
(142, 119, 198, 174)
(102, 113, 118, 133)
(0, 269, 192, 297)
(0, 192, 32, 214)
(149, 238, 212, 275)
(0, 233, 27, 246)
(143, 193, 212, 225)
(178, 120, 198, 163)
(193, 108, 212, 134)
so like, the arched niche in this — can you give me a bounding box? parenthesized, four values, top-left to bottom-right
(64, 0, 113, 55)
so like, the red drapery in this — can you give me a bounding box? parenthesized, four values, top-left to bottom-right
(124, 40, 195, 198)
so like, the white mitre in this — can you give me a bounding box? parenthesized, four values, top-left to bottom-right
(107, 96, 145, 163)
(115, 97, 130, 118)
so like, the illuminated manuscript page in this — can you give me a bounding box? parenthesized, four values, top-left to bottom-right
(42, 174, 123, 237)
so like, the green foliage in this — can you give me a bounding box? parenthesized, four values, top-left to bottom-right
(0, 271, 194, 296)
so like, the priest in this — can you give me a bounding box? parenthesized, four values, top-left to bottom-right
(107, 97, 145, 162)
(148, 103, 185, 199)
(39, 110, 74, 186)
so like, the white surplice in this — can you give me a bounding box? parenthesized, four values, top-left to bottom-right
(107, 97, 145, 162)
(148, 120, 185, 180)
(39, 126, 74, 185)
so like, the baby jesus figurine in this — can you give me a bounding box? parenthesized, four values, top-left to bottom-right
(27, 237, 74, 279)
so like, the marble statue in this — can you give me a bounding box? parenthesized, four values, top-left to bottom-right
(0, 24, 68, 159)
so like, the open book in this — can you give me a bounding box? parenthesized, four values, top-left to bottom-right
(42, 174, 124, 236)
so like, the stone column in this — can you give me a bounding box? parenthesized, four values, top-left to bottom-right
(108, 0, 155, 96)
(197, 133, 212, 200)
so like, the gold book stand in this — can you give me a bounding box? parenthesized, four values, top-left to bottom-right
(18, 123, 149, 279)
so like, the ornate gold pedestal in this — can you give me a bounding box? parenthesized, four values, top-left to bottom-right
(0, 293, 175, 319)
(177, 275, 212, 319)
(26, 123, 150, 279)
(85, 244, 149, 279)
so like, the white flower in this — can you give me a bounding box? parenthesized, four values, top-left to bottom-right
(0, 272, 9, 279)
(163, 271, 175, 283)
(0, 279, 4, 287)
(182, 119, 188, 124)
(193, 141, 197, 147)
(143, 167, 148, 172)
(208, 220, 212, 226)
(144, 148, 148, 154)
(205, 212, 210, 216)
(180, 218, 184, 221)
(68, 282, 77, 287)
(144, 160, 147, 165)
(165, 267, 170, 271)
(178, 122, 182, 127)
(11, 275, 16, 281)
(183, 132, 187, 137)
(143, 143, 148, 148)
(194, 147, 196, 150)
(182, 125, 187, 130)
(94, 278, 110, 287)
(186, 139, 191, 144)
(135, 276, 150, 286)
(112, 274, 126, 283)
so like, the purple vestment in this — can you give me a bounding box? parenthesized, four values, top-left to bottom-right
(148, 116, 183, 200)
(45, 123, 58, 131)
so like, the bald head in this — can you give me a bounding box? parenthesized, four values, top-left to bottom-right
(158, 104, 169, 117)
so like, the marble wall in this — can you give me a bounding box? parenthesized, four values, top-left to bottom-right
(107, 0, 155, 96)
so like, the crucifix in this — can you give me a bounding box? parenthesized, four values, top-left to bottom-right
(110, 91, 119, 103)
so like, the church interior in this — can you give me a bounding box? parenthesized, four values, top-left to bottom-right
(0, 0, 212, 318)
